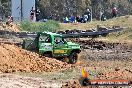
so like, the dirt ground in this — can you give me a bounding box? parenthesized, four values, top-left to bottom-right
(0, 73, 63, 88)
(0, 43, 71, 73)
(61, 39, 132, 88)
(0, 37, 131, 87)
(0, 22, 20, 32)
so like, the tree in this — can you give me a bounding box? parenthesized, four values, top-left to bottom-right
(0, 0, 11, 19)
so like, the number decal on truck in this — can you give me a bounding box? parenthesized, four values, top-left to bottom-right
(54, 50, 67, 53)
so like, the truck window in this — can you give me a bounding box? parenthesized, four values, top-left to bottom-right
(54, 37, 64, 44)
(39, 35, 51, 43)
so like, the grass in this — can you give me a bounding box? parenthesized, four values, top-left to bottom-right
(19, 20, 60, 32)
(60, 15, 132, 30)
(60, 15, 132, 43)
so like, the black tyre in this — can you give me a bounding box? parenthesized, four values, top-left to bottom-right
(69, 52, 78, 64)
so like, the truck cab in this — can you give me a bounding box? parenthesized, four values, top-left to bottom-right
(23, 32, 81, 64)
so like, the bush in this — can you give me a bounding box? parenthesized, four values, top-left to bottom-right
(20, 20, 60, 32)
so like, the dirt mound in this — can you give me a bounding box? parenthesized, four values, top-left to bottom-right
(0, 43, 71, 73)
(0, 23, 19, 32)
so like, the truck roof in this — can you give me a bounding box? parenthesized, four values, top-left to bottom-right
(39, 32, 62, 37)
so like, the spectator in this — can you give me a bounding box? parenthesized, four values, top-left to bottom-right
(83, 15, 88, 23)
(76, 16, 80, 22)
(112, 7, 118, 18)
(80, 16, 85, 23)
(64, 16, 69, 23)
(69, 15, 75, 23)
(35, 7, 41, 21)
(6, 16, 13, 26)
(101, 13, 106, 21)
(84, 9, 91, 22)
(100, 11, 106, 21)
(76, 16, 84, 23)
(30, 7, 35, 21)
(49, 15, 53, 20)
(8, 16, 13, 22)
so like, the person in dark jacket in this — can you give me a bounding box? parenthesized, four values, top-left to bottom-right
(84, 9, 91, 22)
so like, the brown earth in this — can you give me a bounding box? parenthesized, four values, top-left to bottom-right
(0, 38, 131, 87)
(0, 73, 63, 88)
(61, 39, 132, 88)
(0, 22, 20, 32)
(97, 69, 132, 80)
(0, 43, 71, 73)
(62, 80, 82, 88)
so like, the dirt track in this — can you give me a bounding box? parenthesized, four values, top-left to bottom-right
(0, 38, 131, 87)
(0, 73, 62, 88)
(77, 39, 132, 80)
(61, 39, 132, 87)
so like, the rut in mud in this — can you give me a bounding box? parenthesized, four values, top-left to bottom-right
(72, 39, 132, 61)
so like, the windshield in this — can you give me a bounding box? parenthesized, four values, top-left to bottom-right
(39, 35, 51, 43)
(63, 38, 71, 42)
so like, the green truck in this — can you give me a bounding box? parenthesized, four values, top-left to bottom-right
(22, 32, 81, 64)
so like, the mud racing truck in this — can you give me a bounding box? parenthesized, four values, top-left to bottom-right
(22, 32, 81, 64)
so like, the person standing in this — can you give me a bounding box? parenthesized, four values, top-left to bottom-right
(36, 7, 40, 21)
(30, 7, 36, 22)
(112, 7, 118, 18)
(84, 9, 91, 22)
(100, 11, 106, 21)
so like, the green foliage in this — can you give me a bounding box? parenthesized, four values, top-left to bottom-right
(1, 0, 132, 20)
(128, 0, 132, 3)
(20, 20, 60, 32)
(19, 21, 32, 31)
(40, 20, 60, 32)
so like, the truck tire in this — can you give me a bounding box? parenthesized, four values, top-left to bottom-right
(69, 52, 78, 64)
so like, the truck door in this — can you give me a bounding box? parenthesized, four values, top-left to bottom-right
(53, 36, 68, 57)
(39, 34, 53, 55)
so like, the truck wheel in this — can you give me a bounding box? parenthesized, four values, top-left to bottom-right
(69, 52, 78, 64)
